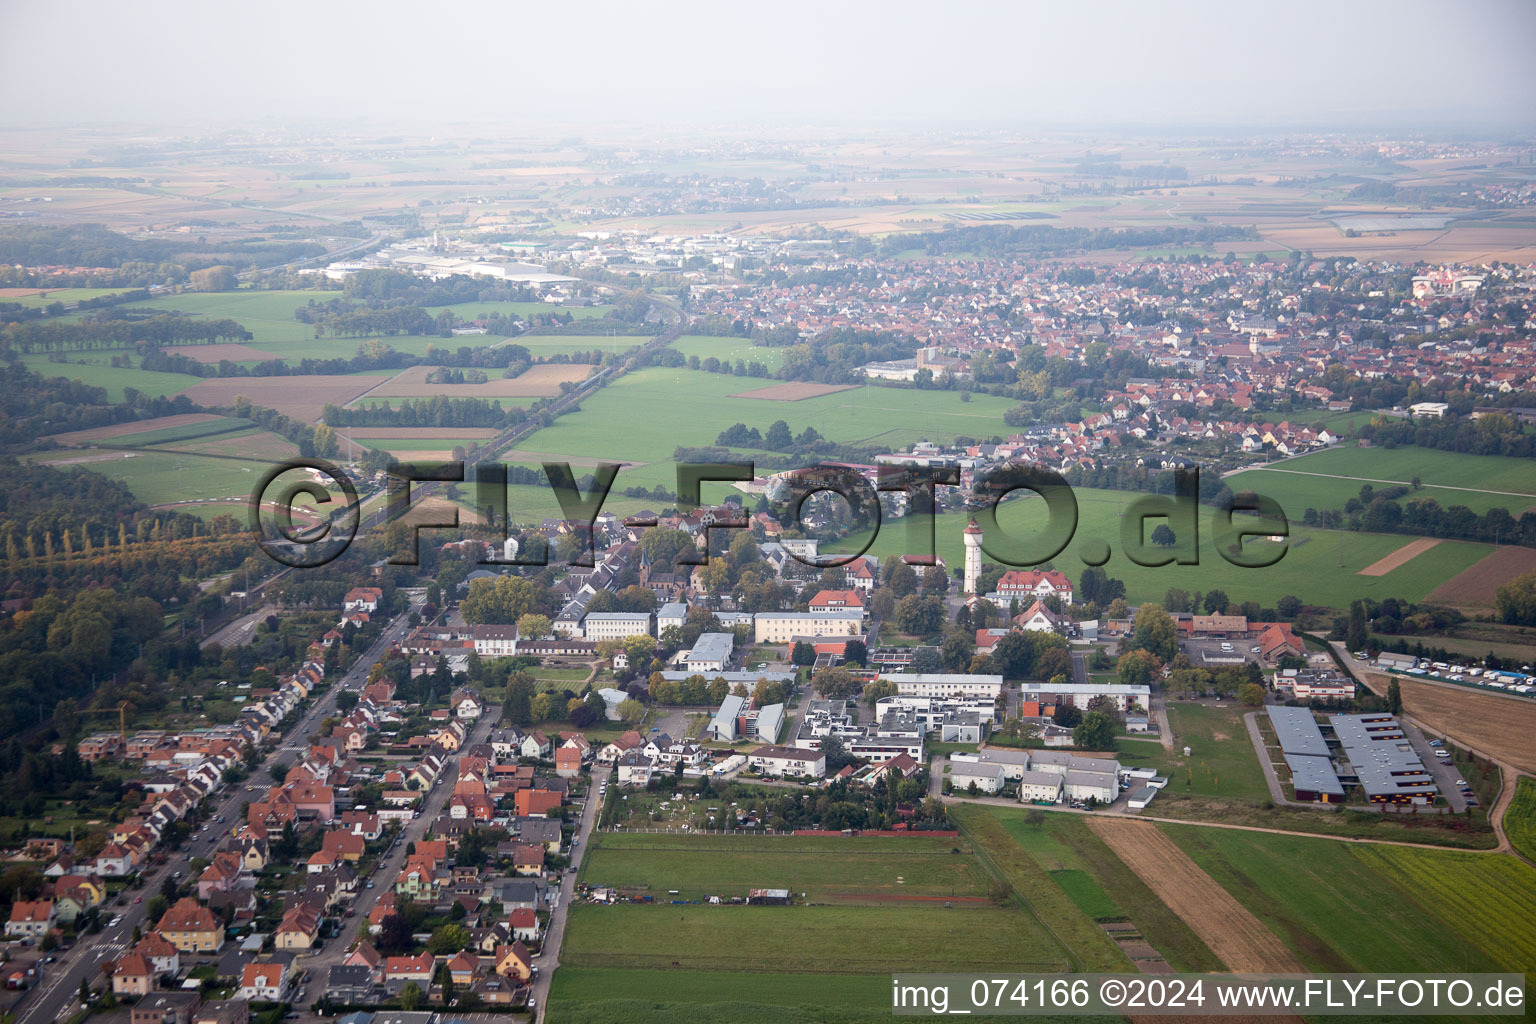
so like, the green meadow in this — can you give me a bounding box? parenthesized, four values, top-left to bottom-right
(505, 366, 1019, 492)
(578, 830, 992, 902)
(1228, 445, 1536, 520)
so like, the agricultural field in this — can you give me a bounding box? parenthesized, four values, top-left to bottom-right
(0, 286, 139, 307)
(23, 350, 204, 402)
(1234, 445, 1536, 510)
(505, 366, 1021, 492)
(669, 334, 786, 371)
(1226, 452, 1536, 521)
(986, 808, 1223, 972)
(1505, 777, 1536, 864)
(1090, 819, 1303, 973)
(560, 901, 1068, 974)
(359, 362, 593, 400)
(1350, 844, 1536, 973)
(835, 489, 1494, 610)
(1163, 824, 1516, 973)
(32, 449, 275, 506)
(579, 831, 993, 903)
(1426, 545, 1536, 609)
(548, 968, 898, 1024)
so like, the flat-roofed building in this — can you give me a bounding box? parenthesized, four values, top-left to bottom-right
(886, 673, 1004, 700)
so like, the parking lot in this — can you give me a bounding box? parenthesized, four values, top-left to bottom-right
(1401, 721, 1474, 813)
(1180, 637, 1258, 667)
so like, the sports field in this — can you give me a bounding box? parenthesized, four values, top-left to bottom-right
(834, 489, 1493, 609)
(579, 831, 992, 903)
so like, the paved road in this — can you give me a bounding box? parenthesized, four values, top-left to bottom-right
(201, 603, 277, 650)
(15, 609, 416, 1024)
(292, 711, 498, 993)
(531, 765, 607, 1022)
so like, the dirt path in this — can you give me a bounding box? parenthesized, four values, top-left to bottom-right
(1088, 819, 1305, 973)
(1224, 465, 1536, 499)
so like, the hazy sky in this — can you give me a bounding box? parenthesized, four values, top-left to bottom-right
(4, 0, 1534, 130)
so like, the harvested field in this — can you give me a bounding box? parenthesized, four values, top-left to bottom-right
(1087, 819, 1303, 973)
(182, 375, 383, 421)
(1357, 537, 1441, 576)
(173, 343, 282, 363)
(730, 381, 857, 401)
(363, 363, 591, 400)
(1426, 545, 1536, 607)
(334, 427, 494, 439)
(44, 413, 222, 445)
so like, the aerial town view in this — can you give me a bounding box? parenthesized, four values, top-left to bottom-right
(0, 2, 1534, 1022)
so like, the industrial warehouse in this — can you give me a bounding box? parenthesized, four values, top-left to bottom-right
(1265, 706, 1441, 805)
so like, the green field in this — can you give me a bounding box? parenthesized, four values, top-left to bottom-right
(561, 901, 1069, 973)
(507, 366, 1022, 492)
(1165, 824, 1514, 972)
(3, 287, 138, 307)
(1230, 446, 1536, 516)
(34, 450, 271, 505)
(1227, 446, 1536, 520)
(579, 831, 992, 902)
(834, 489, 1492, 609)
(1163, 703, 1268, 801)
(24, 352, 203, 402)
(669, 335, 787, 371)
(987, 808, 1223, 971)
(105, 416, 254, 447)
(1506, 777, 1536, 864)
(549, 968, 896, 1024)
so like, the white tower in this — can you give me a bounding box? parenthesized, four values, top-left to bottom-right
(962, 518, 984, 595)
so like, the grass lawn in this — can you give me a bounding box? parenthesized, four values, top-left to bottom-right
(561, 901, 1069, 973)
(1161, 702, 1268, 802)
(579, 831, 991, 902)
(1506, 776, 1536, 864)
(506, 366, 1021, 493)
(833, 489, 1493, 610)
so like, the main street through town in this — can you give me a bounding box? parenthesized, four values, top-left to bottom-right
(15, 609, 417, 1024)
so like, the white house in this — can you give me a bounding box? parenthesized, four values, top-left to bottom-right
(948, 761, 1005, 795)
(748, 744, 826, 778)
(581, 612, 653, 642)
